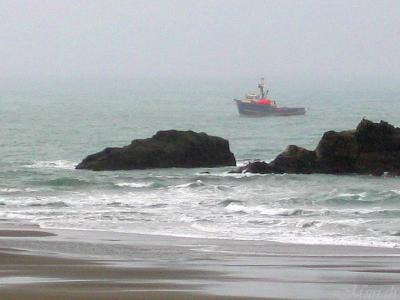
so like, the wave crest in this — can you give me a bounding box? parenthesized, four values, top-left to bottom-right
(25, 160, 76, 170)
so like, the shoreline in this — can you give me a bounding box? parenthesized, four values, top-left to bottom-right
(5, 222, 400, 252)
(1, 225, 400, 299)
(4, 223, 400, 255)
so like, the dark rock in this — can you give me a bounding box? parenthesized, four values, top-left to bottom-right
(244, 161, 275, 173)
(316, 130, 358, 160)
(239, 119, 400, 176)
(315, 130, 359, 173)
(228, 161, 274, 174)
(270, 145, 317, 174)
(355, 119, 400, 152)
(76, 130, 236, 171)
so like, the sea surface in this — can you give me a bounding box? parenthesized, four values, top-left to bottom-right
(1, 78, 400, 248)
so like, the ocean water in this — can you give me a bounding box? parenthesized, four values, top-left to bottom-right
(1, 79, 400, 248)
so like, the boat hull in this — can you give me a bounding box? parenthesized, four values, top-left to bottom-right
(234, 100, 305, 117)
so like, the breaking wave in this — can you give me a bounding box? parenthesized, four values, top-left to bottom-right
(115, 182, 154, 188)
(25, 160, 76, 170)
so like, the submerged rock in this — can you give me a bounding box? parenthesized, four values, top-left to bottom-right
(76, 130, 236, 171)
(238, 119, 400, 176)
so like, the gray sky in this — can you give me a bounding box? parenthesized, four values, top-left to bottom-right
(1, 0, 399, 84)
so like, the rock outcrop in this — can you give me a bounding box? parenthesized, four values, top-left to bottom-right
(76, 130, 236, 171)
(238, 119, 400, 176)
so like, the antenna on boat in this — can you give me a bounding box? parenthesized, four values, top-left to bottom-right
(258, 77, 266, 98)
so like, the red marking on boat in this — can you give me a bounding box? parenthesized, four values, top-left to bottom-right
(256, 99, 273, 105)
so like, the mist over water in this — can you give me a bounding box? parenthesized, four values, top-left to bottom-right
(1, 1, 400, 83)
(1, 79, 400, 248)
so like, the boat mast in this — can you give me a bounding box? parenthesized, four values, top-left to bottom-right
(258, 77, 265, 98)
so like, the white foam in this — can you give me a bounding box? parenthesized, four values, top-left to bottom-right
(31, 212, 400, 249)
(225, 203, 304, 216)
(337, 192, 367, 198)
(174, 180, 204, 188)
(115, 182, 153, 188)
(0, 187, 40, 193)
(390, 189, 400, 195)
(0, 188, 23, 193)
(3, 172, 400, 250)
(25, 160, 76, 170)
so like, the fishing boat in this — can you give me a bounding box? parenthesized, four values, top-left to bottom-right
(234, 78, 305, 116)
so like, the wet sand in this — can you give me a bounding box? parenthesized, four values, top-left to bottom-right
(0, 249, 254, 300)
(0, 229, 56, 237)
(1, 226, 400, 299)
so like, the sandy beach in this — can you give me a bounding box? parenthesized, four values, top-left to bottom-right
(1, 225, 400, 300)
(0, 227, 262, 300)
(3, 0, 400, 299)
(0, 250, 246, 300)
